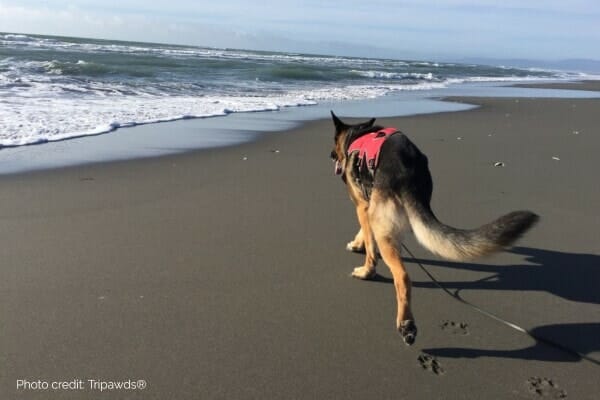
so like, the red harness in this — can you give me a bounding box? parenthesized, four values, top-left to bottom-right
(347, 127, 397, 170)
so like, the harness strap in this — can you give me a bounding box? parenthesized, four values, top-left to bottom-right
(347, 127, 397, 170)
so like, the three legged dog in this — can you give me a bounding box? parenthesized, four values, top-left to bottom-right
(329, 112, 538, 345)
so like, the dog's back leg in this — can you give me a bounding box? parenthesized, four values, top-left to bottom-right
(368, 190, 417, 345)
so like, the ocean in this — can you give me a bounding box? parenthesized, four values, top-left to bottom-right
(1, 32, 593, 149)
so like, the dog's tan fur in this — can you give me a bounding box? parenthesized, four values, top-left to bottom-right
(332, 129, 414, 330)
(330, 113, 538, 345)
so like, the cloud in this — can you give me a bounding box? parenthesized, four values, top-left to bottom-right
(1, 0, 599, 60)
(0, 2, 218, 46)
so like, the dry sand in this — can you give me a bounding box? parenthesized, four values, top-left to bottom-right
(1, 84, 599, 399)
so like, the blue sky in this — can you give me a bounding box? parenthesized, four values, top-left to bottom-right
(1, 0, 599, 60)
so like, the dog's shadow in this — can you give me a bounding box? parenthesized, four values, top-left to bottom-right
(423, 322, 600, 363)
(407, 246, 600, 305)
(368, 246, 600, 363)
(368, 274, 394, 284)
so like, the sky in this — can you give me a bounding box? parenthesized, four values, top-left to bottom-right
(1, 0, 599, 61)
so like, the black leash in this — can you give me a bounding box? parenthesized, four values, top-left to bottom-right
(401, 243, 600, 367)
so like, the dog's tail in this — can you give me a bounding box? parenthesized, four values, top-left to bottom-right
(404, 194, 539, 261)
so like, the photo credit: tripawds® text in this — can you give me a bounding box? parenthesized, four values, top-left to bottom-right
(17, 378, 147, 392)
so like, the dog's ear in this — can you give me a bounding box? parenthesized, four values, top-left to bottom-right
(331, 111, 348, 133)
(361, 118, 376, 128)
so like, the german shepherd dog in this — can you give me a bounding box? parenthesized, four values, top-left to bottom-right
(329, 112, 538, 345)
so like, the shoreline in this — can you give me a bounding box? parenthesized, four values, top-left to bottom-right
(2, 85, 600, 398)
(1, 80, 599, 176)
(511, 79, 600, 91)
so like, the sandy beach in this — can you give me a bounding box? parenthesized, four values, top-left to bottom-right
(514, 80, 600, 91)
(2, 83, 599, 399)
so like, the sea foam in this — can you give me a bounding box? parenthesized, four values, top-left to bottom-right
(0, 32, 593, 148)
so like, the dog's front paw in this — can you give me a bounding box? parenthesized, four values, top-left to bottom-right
(351, 266, 376, 280)
(346, 241, 365, 253)
(398, 320, 418, 346)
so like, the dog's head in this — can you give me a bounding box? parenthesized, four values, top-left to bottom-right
(330, 111, 376, 176)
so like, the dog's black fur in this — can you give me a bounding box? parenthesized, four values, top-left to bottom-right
(330, 111, 539, 345)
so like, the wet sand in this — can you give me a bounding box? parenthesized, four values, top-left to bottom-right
(513, 79, 600, 91)
(1, 89, 599, 398)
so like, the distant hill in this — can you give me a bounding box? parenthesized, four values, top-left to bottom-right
(458, 58, 600, 74)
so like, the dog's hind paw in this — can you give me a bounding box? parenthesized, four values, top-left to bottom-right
(398, 320, 418, 346)
(346, 241, 365, 253)
(351, 266, 376, 280)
